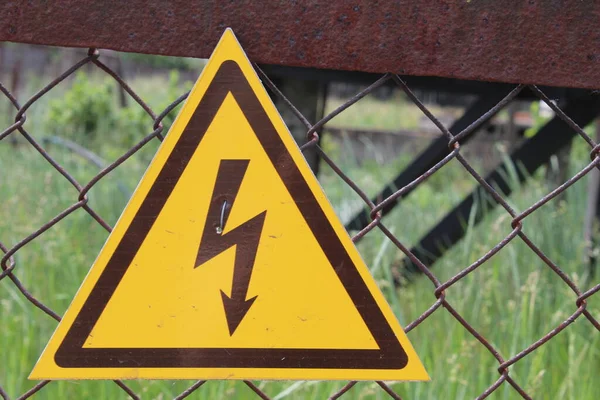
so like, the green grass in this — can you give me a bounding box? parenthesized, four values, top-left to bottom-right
(1, 75, 599, 399)
(324, 92, 423, 131)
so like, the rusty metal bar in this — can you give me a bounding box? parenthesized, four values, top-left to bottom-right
(1, 1, 600, 89)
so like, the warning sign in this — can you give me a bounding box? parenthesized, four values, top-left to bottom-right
(30, 29, 428, 381)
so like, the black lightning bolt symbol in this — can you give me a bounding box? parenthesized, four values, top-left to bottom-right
(195, 159, 266, 335)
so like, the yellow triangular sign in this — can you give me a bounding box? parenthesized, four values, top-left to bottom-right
(30, 29, 428, 381)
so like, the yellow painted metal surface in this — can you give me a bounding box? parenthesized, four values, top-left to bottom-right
(30, 29, 428, 381)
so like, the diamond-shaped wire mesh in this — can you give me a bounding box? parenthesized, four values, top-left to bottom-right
(1, 46, 599, 400)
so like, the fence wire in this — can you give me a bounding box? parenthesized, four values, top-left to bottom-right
(1, 46, 599, 400)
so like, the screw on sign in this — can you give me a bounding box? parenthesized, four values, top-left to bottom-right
(30, 29, 428, 382)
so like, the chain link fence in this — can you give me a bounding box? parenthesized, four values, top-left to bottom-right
(1, 44, 600, 400)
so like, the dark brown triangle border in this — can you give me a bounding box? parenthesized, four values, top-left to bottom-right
(55, 60, 408, 370)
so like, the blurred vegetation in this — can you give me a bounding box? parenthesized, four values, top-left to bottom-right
(122, 53, 203, 71)
(524, 101, 550, 138)
(325, 91, 423, 131)
(44, 70, 192, 159)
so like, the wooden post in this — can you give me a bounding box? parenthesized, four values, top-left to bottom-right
(114, 53, 128, 108)
(583, 119, 600, 283)
(545, 100, 572, 192)
(8, 47, 21, 147)
(270, 77, 327, 174)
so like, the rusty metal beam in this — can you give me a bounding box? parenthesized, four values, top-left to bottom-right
(1, 1, 599, 89)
